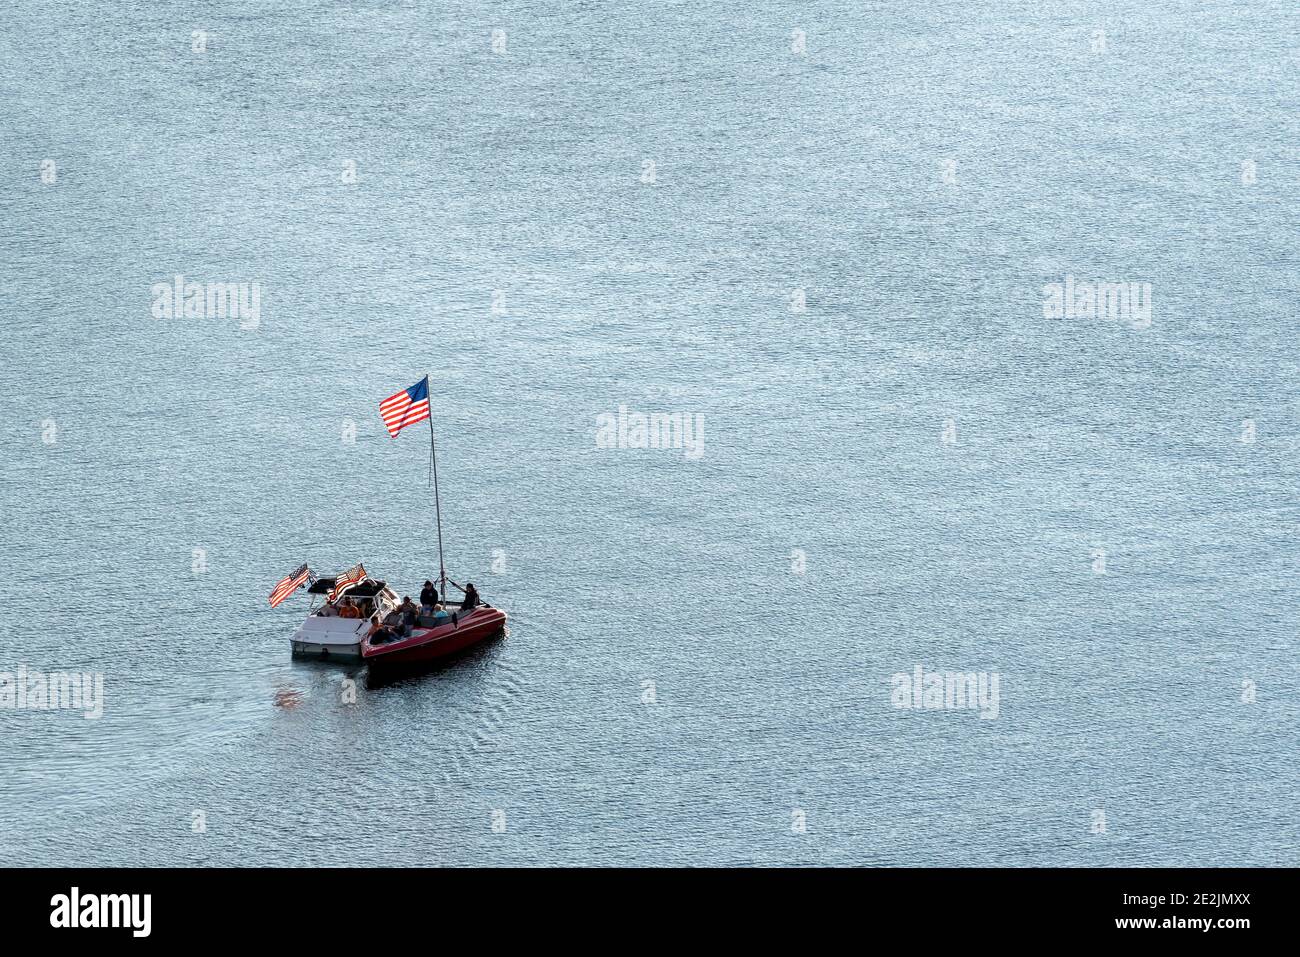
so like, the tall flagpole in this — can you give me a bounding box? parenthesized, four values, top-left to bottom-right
(425, 375, 447, 603)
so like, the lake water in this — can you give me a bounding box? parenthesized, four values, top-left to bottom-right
(1, 0, 1297, 866)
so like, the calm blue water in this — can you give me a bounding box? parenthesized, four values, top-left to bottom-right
(1, 0, 1297, 866)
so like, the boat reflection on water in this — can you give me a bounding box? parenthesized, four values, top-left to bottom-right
(273, 687, 305, 710)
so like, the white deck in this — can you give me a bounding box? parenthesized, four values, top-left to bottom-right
(291, 584, 398, 657)
(292, 615, 371, 650)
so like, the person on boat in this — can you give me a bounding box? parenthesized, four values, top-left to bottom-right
(367, 614, 396, 644)
(381, 606, 404, 635)
(398, 597, 419, 634)
(419, 580, 439, 613)
(338, 600, 360, 620)
(319, 602, 339, 617)
(431, 603, 452, 626)
(461, 582, 481, 611)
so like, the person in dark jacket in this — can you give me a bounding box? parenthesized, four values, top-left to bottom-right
(461, 582, 481, 611)
(419, 580, 439, 611)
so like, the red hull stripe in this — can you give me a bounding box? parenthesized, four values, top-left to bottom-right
(363, 611, 506, 664)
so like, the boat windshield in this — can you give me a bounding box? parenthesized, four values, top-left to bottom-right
(308, 579, 391, 618)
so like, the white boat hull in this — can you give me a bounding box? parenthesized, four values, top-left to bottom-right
(290, 638, 363, 662)
(290, 616, 370, 662)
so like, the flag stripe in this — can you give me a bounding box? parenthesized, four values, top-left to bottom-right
(269, 564, 311, 608)
(379, 377, 431, 438)
(327, 563, 367, 602)
(380, 399, 430, 432)
(269, 579, 306, 606)
(382, 400, 429, 434)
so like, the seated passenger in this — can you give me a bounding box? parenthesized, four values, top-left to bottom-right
(432, 603, 452, 625)
(396, 597, 418, 634)
(461, 582, 481, 611)
(319, 602, 339, 617)
(367, 615, 395, 644)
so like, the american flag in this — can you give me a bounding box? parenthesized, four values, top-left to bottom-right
(268, 563, 311, 608)
(327, 563, 367, 602)
(380, 376, 431, 438)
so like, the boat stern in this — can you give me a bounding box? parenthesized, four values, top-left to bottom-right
(290, 616, 368, 662)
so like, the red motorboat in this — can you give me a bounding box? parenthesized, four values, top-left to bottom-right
(361, 601, 507, 667)
(358, 372, 509, 669)
(273, 377, 511, 670)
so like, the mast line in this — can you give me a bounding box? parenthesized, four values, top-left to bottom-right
(425, 375, 447, 602)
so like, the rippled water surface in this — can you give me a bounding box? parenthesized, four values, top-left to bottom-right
(1, 0, 1297, 865)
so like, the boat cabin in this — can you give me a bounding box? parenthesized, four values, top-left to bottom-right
(290, 577, 399, 662)
(306, 578, 398, 621)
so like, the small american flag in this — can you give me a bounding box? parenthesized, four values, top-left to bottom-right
(327, 563, 367, 602)
(269, 563, 311, 608)
(380, 376, 431, 438)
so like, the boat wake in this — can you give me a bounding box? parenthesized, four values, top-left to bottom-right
(438, 635, 526, 785)
(433, 607, 575, 786)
